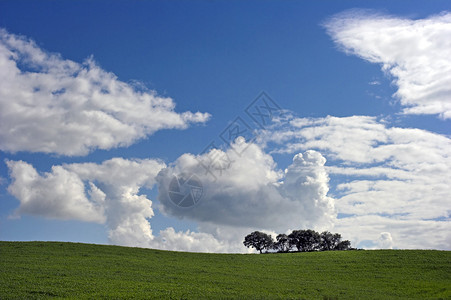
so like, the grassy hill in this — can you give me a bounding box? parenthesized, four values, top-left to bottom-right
(0, 241, 450, 299)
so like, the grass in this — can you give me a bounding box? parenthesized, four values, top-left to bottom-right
(0, 241, 450, 299)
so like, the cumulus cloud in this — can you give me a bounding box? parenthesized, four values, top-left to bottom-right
(6, 157, 215, 251)
(65, 158, 168, 247)
(7, 119, 450, 251)
(3, 155, 267, 252)
(378, 232, 393, 249)
(260, 115, 451, 249)
(7, 160, 106, 223)
(324, 11, 451, 119)
(5, 138, 337, 252)
(157, 139, 336, 242)
(0, 28, 210, 156)
(6, 158, 166, 247)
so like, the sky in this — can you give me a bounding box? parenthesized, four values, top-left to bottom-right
(0, 0, 450, 252)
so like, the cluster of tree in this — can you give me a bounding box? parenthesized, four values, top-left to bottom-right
(243, 230, 352, 253)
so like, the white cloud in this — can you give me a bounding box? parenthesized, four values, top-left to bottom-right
(7, 119, 450, 251)
(6, 158, 166, 248)
(0, 28, 210, 156)
(378, 232, 393, 249)
(261, 115, 451, 249)
(63, 158, 167, 248)
(157, 139, 335, 234)
(5, 139, 337, 252)
(4, 156, 262, 252)
(153, 227, 242, 253)
(335, 215, 450, 250)
(6, 160, 106, 223)
(324, 11, 451, 119)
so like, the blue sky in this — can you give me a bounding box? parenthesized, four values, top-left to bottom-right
(0, 0, 450, 252)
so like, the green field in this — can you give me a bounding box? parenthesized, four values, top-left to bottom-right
(0, 242, 450, 299)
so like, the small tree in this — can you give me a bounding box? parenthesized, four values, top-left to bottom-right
(320, 231, 342, 251)
(243, 231, 273, 253)
(272, 234, 291, 252)
(335, 240, 351, 251)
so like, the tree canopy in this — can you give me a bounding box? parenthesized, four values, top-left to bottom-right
(243, 231, 273, 253)
(244, 229, 352, 253)
(272, 234, 290, 252)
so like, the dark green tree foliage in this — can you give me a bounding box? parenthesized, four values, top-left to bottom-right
(243, 231, 273, 253)
(246, 229, 352, 253)
(335, 240, 352, 250)
(320, 231, 342, 251)
(272, 234, 291, 252)
(305, 230, 321, 251)
(288, 229, 321, 252)
(288, 230, 305, 252)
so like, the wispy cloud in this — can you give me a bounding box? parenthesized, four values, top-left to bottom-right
(260, 115, 451, 249)
(324, 11, 451, 119)
(6, 115, 451, 251)
(0, 29, 210, 156)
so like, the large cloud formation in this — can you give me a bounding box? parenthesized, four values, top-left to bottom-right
(7, 116, 450, 251)
(324, 11, 451, 119)
(261, 115, 451, 249)
(6, 141, 336, 252)
(0, 28, 210, 155)
(157, 139, 335, 247)
(6, 157, 228, 252)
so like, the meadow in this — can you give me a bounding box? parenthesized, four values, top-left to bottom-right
(0, 241, 449, 299)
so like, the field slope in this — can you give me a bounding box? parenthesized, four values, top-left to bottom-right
(0, 241, 450, 299)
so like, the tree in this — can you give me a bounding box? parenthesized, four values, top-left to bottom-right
(320, 231, 342, 251)
(272, 234, 291, 252)
(335, 240, 351, 251)
(288, 230, 304, 252)
(288, 230, 301, 251)
(303, 229, 321, 251)
(320, 232, 352, 251)
(243, 231, 273, 253)
(288, 229, 321, 252)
